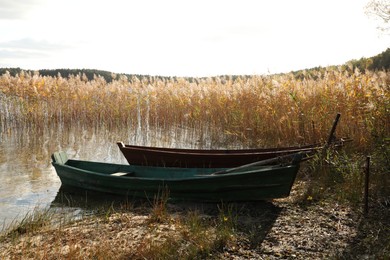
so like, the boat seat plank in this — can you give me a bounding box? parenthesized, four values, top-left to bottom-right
(111, 172, 134, 177)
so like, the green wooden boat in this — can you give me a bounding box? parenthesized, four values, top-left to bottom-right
(51, 151, 302, 202)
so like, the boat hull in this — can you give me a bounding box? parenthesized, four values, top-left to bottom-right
(117, 142, 319, 168)
(52, 152, 301, 202)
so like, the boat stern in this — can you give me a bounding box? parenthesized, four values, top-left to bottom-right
(117, 141, 125, 148)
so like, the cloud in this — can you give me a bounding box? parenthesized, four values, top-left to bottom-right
(0, 38, 72, 64)
(0, 0, 47, 20)
(0, 49, 45, 59)
(0, 38, 69, 51)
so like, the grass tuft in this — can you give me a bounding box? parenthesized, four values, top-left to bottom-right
(148, 187, 170, 224)
(1, 207, 53, 241)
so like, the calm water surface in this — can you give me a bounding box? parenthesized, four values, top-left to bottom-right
(0, 124, 211, 231)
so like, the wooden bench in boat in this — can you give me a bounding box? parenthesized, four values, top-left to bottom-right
(110, 172, 134, 177)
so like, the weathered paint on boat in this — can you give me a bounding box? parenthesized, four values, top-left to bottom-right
(52, 151, 302, 202)
(117, 141, 321, 168)
(117, 114, 349, 168)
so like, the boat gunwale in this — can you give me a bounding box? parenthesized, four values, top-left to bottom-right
(53, 159, 297, 181)
(117, 141, 323, 156)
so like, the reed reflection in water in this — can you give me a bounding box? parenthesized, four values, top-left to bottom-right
(0, 123, 216, 230)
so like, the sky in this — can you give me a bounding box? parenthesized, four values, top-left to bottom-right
(0, 0, 389, 77)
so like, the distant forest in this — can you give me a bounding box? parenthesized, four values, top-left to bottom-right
(1, 48, 389, 82)
(291, 48, 390, 79)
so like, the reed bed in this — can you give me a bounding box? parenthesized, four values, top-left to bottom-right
(1, 68, 389, 258)
(2, 68, 388, 204)
(1, 69, 388, 150)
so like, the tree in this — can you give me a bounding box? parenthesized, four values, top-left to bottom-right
(365, 0, 390, 33)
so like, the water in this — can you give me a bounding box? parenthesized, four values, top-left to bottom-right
(0, 123, 215, 231)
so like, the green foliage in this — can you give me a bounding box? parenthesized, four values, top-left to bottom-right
(369, 47, 390, 70)
(302, 144, 389, 206)
(291, 48, 390, 80)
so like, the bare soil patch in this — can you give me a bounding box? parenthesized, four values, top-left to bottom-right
(1, 181, 388, 259)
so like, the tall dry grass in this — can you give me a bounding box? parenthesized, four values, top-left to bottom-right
(0, 69, 388, 150)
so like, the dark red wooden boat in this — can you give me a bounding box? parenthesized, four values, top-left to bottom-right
(117, 141, 341, 168)
(118, 114, 347, 168)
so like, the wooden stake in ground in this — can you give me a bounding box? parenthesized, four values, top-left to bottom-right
(364, 156, 371, 215)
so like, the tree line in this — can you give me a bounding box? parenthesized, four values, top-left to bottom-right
(290, 48, 390, 80)
(1, 48, 389, 82)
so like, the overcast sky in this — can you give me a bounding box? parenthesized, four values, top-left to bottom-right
(0, 0, 388, 77)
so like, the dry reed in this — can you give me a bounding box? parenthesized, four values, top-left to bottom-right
(1, 69, 388, 150)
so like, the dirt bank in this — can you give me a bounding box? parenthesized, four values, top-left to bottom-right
(1, 181, 388, 259)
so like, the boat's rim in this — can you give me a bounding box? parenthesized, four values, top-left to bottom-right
(52, 159, 298, 181)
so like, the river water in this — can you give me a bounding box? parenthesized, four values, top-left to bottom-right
(0, 123, 210, 231)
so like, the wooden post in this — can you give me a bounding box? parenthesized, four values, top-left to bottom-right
(364, 156, 370, 215)
(326, 113, 341, 146)
(321, 113, 341, 158)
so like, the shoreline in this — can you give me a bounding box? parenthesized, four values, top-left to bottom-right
(1, 180, 388, 259)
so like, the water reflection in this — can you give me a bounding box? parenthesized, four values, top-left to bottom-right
(0, 123, 211, 231)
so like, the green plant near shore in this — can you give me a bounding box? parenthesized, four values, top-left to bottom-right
(302, 150, 362, 203)
(300, 142, 389, 207)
